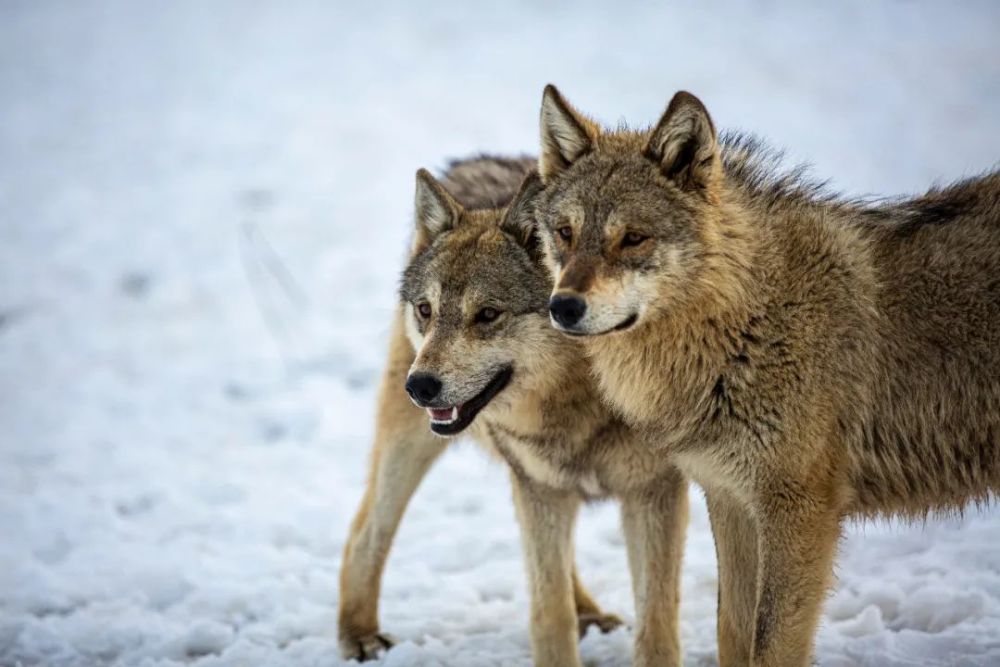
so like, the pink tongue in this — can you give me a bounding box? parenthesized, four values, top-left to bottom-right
(429, 408, 454, 421)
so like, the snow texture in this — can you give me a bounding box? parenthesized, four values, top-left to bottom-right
(2, 1, 999, 665)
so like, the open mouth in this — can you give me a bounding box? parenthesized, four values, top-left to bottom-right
(559, 313, 638, 337)
(426, 366, 513, 436)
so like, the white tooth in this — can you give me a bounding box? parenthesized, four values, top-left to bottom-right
(428, 407, 459, 424)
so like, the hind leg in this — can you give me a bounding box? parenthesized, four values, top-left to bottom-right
(573, 567, 623, 637)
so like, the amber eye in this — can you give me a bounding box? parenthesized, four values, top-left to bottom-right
(416, 302, 432, 318)
(557, 226, 573, 242)
(475, 307, 502, 324)
(621, 231, 648, 248)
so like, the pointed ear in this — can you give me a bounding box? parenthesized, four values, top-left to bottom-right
(413, 168, 462, 254)
(500, 171, 544, 261)
(644, 91, 720, 193)
(539, 85, 595, 184)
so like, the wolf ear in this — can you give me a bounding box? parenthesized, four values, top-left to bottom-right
(539, 85, 595, 184)
(413, 168, 463, 254)
(500, 171, 545, 261)
(645, 91, 720, 193)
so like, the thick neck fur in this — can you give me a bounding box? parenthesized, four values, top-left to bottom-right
(586, 186, 761, 439)
(477, 334, 611, 444)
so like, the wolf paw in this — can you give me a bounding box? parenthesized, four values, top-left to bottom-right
(578, 611, 624, 638)
(339, 631, 394, 661)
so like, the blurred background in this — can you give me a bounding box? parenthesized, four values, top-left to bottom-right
(2, 1, 999, 665)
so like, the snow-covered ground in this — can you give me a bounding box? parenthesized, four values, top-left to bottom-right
(2, 1, 999, 665)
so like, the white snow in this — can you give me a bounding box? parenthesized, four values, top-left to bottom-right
(2, 1, 999, 665)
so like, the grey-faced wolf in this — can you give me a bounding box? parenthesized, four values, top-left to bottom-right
(533, 84, 1000, 666)
(338, 156, 688, 666)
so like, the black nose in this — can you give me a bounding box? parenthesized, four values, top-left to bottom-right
(405, 373, 442, 404)
(549, 295, 587, 328)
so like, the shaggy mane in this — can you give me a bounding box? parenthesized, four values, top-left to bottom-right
(721, 130, 1000, 231)
(720, 130, 868, 213)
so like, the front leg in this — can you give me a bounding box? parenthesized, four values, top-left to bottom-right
(620, 469, 689, 667)
(706, 487, 759, 667)
(338, 314, 447, 660)
(511, 473, 582, 667)
(750, 490, 841, 667)
(337, 421, 445, 660)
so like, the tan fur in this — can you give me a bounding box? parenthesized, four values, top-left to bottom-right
(338, 156, 689, 666)
(337, 309, 623, 661)
(535, 85, 1000, 666)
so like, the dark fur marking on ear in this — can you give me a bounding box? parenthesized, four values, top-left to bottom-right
(664, 136, 699, 183)
(540, 85, 595, 182)
(500, 171, 546, 263)
(644, 90, 719, 192)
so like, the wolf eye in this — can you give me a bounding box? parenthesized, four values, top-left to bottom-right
(621, 231, 648, 248)
(557, 226, 573, 242)
(416, 302, 432, 318)
(475, 307, 502, 324)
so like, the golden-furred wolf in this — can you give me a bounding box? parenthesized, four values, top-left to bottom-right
(338, 156, 688, 666)
(534, 84, 1000, 667)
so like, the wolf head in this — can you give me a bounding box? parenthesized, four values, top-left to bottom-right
(534, 85, 741, 337)
(400, 168, 565, 436)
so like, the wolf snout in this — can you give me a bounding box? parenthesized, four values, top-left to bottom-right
(549, 294, 587, 328)
(405, 373, 442, 404)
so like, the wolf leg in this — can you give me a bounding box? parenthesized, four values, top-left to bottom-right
(511, 473, 583, 667)
(572, 567, 624, 637)
(749, 492, 841, 667)
(338, 313, 447, 661)
(706, 488, 759, 667)
(621, 470, 689, 667)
